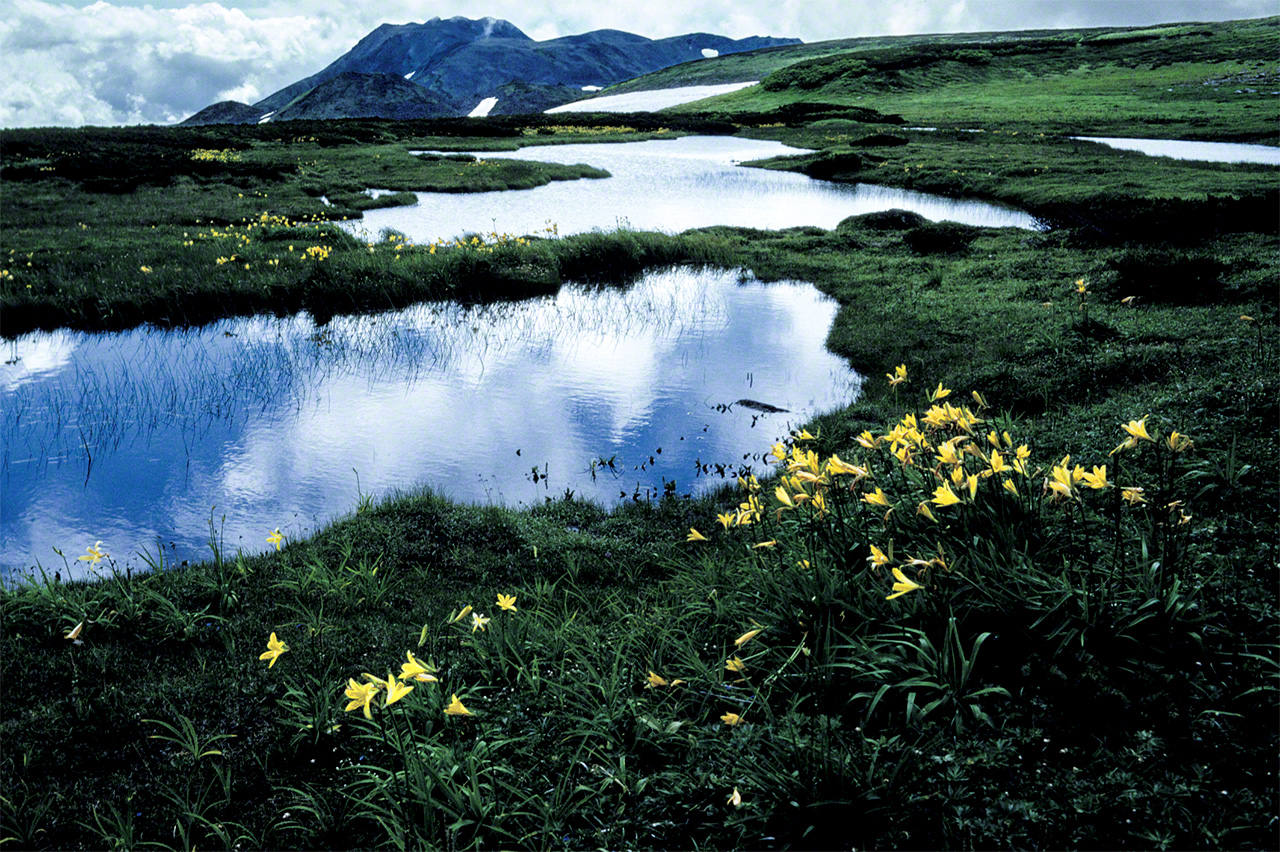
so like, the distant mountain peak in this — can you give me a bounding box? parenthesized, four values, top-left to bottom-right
(182, 16, 800, 124)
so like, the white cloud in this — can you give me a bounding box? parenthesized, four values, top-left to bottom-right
(1, 0, 1273, 127)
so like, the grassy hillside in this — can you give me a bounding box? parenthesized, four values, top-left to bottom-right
(659, 16, 1279, 140)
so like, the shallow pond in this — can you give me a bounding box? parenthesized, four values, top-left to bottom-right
(1, 268, 860, 583)
(348, 136, 1042, 242)
(1070, 136, 1280, 165)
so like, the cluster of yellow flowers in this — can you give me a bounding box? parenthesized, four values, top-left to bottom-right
(646, 626, 764, 726)
(189, 148, 243, 163)
(302, 245, 332, 261)
(338, 651, 467, 720)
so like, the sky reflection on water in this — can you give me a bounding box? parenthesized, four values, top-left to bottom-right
(348, 135, 1042, 242)
(2, 268, 860, 583)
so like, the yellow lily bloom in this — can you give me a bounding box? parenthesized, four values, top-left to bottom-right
(449, 605, 474, 625)
(1166, 431, 1193, 453)
(716, 511, 735, 530)
(868, 544, 891, 568)
(1002, 479, 1019, 497)
(1122, 417, 1154, 442)
(931, 483, 963, 507)
(725, 657, 748, 674)
(687, 528, 709, 542)
(470, 613, 490, 633)
(496, 593, 518, 612)
(444, 694, 473, 716)
(886, 364, 907, 386)
(862, 487, 891, 507)
(720, 712, 743, 726)
(774, 487, 795, 509)
(930, 382, 952, 402)
(384, 673, 413, 706)
(734, 628, 763, 647)
(344, 679, 379, 719)
(916, 501, 938, 523)
(1122, 487, 1147, 505)
(1080, 465, 1110, 490)
(259, 632, 289, 668)
(77, 540, 109, 565)
(886, 567, 925, 600)
(400, 651, 438, 682)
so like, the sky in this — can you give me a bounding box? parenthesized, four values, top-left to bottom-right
(1, 0, 1273, 127)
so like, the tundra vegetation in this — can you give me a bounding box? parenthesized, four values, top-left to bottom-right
(1, 15, 1277, 851)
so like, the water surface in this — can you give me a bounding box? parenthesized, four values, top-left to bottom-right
(2, 268, 859, 583)
(350, 136, 1042, 242)
(1070, 136, 1280, 165)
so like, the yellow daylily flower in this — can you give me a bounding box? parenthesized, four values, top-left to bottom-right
(868, 544, 892, 568)
(752, 540, 777, 549)
(385, 675, 413, 707)
(720, 712, 743, 726)
(862, 487, 891, 508)
(930, 382, 952, 402)
(645, 671, 684, 688)
(886, 567, 925, 600)
(449, 605, 474, 624)
(728, 787, 743, 807)
(259, 632, 289, 668)
(496, 593, 518, 612)
(734, 628, 763, 647)
(774, 487, 795, 509)
(470, 613, 490, 632)
(65, 621, 85, 641)
(1080, 465, 1110, 490)
(1166, 431, 1193, 453)
(971, 390, 988, 409)
(344, 679, 379, 719)
(77, 541, 109, 565)
(444, 694, 473, 716)
(687, 528, 709, 542)
(931, 483, 963, 507)
(266, 529, 283, 551)
(725, 657, 748, 674)
(400, 651, 438, 682)
(1002, 479, 1019, 497)
(1121, 417, 1154, 442)
(886, 364, 907, 386)
(916, 501, 938, 523)
(1122, 487, 1147, 505)
(716, 511, 735, 530)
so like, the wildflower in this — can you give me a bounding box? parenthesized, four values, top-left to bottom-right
(720, 712, 743, 726)
(344, 678, 379, 719)
(77, 541, 108, 564)
(825, 454, 867, 479)
(794, 428, 817, 441)
(1081, 465, 1110, 490)
(444, 694, 473, 716)
(966, 473, 980, 501)
(734, 628, 763, 647)
(1166, 431, 1193, 453)
(988, 452, 1009, 475)
(868, 544, 892, 568)
(496, 593, 518, 612)
(886, 364, 907, 386)
(400, 651, 438, 682)
(862, 487, 891, 507)
(931, 482, 963, 507)
(774, 487, 795, 509)
(65, 621, 84, 642)
(725, 657, 748, 674)
(752, 540, 777, 549)
(1122, 417, 1154, 443)
(930, 382, 952, 402)
(1122, 487, 1147, 505)
(916, 501, 938, 522)
(140, 265, 152, 274)
(449, 605, 474, 624)
(971, 390, 988, 409)
(470, 613, 490, 633)
(716, 511, 735, 530)
(856, 430, 882, 449)
(1121, 295, 1137, 305)
(687, 528, 709, 542)
(259, 632, 289, 668)
(1002, 479, 1019, 497)
(645, 671, 684, 688)
(729, 787, 743, 807)
(385, 675, 413, 707)
(266, 529, 283, 551)
(1075, 278, 1089, 295)
(886, 567, 925, 600)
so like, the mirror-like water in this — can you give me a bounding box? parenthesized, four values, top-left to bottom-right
(1070, 136, 1280, 165)
(347, 136, 1042, 242)
(1, 268, 860, 584)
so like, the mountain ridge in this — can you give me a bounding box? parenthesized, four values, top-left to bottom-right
(180, 16, 799, 125)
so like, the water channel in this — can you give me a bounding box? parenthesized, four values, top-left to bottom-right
(349, 136, 1044, 242)
(1, 268, 859, 583)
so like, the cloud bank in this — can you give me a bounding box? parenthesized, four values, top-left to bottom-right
(1, 0, 1273, 127)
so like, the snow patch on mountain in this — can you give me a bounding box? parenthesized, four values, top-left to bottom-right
(546, 82, 757, 114)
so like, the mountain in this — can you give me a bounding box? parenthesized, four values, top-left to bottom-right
(180, 16, 799, 124)
(266, 72, 455, 121)
(182, 101, 270, 126)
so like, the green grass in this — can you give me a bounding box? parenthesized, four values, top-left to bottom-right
(2, 16, 1278, 850)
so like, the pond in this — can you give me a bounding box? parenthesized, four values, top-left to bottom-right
(1, 268, 860, 584)
(348, 136, 1043, 243)
(1070, 136, 1280, 165)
